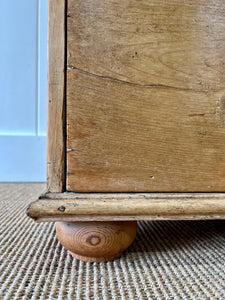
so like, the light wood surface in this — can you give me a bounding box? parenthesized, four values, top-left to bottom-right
(56, 221, 137, 262)
(67, 0, 225, 91)
(27, 192, 225, 222)
(47, 0, 66, 192)
(67, 0, 225, 192)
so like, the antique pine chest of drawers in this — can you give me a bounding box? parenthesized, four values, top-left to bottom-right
(28, 0, 225, 262)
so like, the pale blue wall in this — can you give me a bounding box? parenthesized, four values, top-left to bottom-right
(0, 1, 48, 181)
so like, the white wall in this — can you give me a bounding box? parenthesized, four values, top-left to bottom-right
(0, 0, 48, 181)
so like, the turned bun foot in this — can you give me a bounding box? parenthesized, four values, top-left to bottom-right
(56, 221, 137, 262)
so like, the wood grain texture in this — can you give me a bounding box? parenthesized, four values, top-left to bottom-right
(56, 221, 137, 262)
(67, 0, 225, 192)
(47, 0, 66, 192)
(67, 0, 225, 91)
(27, 192, 225, 222)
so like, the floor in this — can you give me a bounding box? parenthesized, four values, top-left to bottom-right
(1, 183, 225, 299)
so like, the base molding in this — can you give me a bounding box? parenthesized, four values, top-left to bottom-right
(27, 192, 225, 222)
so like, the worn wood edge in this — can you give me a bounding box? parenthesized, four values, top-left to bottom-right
(42, 192, 225, 200)
(27, 192, 225, 222)
(36, 215, 225, 222)
(47, 0, 66, 192)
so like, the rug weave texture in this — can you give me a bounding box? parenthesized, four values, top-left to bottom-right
(0, 183, 225, 300)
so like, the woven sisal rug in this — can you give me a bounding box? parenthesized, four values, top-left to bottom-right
(0, 183, 225, 299)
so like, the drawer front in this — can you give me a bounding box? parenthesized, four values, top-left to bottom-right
(67, 0, 225, 192)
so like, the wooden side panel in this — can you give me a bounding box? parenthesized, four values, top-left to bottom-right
(47, 0, 66, 192)
(67, 0, 225, 192)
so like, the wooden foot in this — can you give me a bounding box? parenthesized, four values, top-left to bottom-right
(56, 221, 137, 262)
